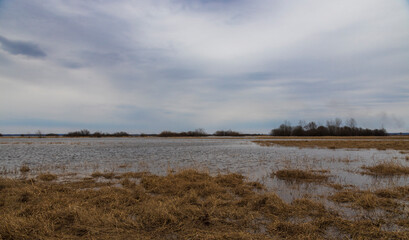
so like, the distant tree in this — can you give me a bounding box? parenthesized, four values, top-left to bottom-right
(158, 131, 176, 137)
(0, 133, 2, 137)
(36, 130, 43, 138)
(271, 118, 387, 137)
(92, 132, 103, 138)
(67, 129, 91, 137)
(194, 128, 207, 136)
(45, 133, 59, 137)
(291, 125, 304, 136)
(298, 120, 307, 128)
(305, 121, 317, 131)
(271, 121, 292, 136)
(159, 129, 208, 137)
(112, 131, 130, 137)
(316, 126, 329, 136)
(214, 130, 241, 136)
(335, 118, 342, 128)
(345, 118, 357, 129)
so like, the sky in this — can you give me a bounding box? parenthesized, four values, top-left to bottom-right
(0, 0, 408, 134)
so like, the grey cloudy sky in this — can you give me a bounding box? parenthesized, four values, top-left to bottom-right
(0, 0, 408, 134)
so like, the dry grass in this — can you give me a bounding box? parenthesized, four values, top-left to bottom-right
(254, 139, 409, 150)
(272, 169, 329, 182)
(91, 172, 115, 179)
(326, 183, 344, 190)
(37, 173, 57, 181)
(120, 171, 151, 179)
(0, 170, 408, 239)
(375, 186, 409, 199)
(361, 162, 409, 176)
(19, 166, 30, 173)
(328, 186, 409, 211)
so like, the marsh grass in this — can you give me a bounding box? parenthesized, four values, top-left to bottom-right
(328, 186, 409, 211)
(91, 172, 115, 179)
(0, 170, 408, 239)
(272, 169, 329, 182)
(362, 162, 409, 176)
(19, 165, 30, 173)
(37, 173, 57, 181)
(120, 171, 151, 179)
(254, 140, 409, 151)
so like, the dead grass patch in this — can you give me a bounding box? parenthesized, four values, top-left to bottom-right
(0, 170, 408, 239)
(361, 162, 409, 176)
(329, 188, 404, 211)
(120, 171, 151, 179)
(19, 165, 30, 173)
(37, 173, 57, 181)
(272, 169, 329, 182)
(254, 140, 409, 150)
(326, 183, 344, 190)
(91, 172, 115, 179)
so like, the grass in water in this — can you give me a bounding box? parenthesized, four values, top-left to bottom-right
(19, 166, 30, 173)
(328, 186, 409, 211)
(91, 172, 115, 179)
(0, 170, 408, 239)
(361, 162, 409, 176)
(37, 173, 57, 181)
(272, 169, 329, 182)
(254, 139, 409, 151)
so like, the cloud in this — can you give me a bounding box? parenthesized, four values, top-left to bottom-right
(0, 0, 409, 133)
(0, 35, 46, 58)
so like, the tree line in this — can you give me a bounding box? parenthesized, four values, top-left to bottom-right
(270, 118, 387, 136)
(66, 130, 130, 137)
(66, 129, 245, 137)
(157, 129, 246, 137)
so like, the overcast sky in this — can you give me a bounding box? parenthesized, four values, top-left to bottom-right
(0, 0, 408, 134)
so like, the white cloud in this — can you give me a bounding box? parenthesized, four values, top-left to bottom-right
(0, 0, 408, 133)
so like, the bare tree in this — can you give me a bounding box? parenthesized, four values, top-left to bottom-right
(335, 118, 342, 128)
(345, 118, 357, 128)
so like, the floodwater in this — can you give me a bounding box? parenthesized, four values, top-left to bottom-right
(2, 137, 408, 228)
(1, 137, 408, 189)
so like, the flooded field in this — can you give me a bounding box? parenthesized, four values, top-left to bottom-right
(1, 137, 409, 238)
(1, 137, 409, 193)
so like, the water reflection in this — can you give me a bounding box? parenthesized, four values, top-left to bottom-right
(0, 137, 408, 193)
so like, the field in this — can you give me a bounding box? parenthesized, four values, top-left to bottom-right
(1, 137, 409, 239)
(253, 138, 409, 151)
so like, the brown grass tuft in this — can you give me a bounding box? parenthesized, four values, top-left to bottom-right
(329, 189, 401, 210)
(91, 172, 115, 179)
(120, 171, 151, 179)
(362, 162, 409, 176)
(273, 169, 329, 182)
(37, 173, 57, 181)
(19, 165, 30, 173)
